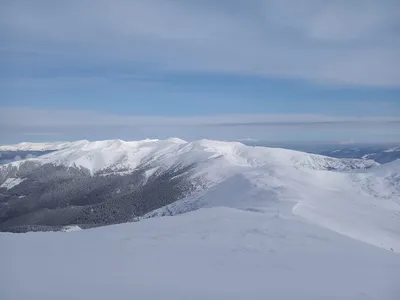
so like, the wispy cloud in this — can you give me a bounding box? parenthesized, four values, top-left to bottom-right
(1, 0, 399, 86)
(1, 107, 399, 127)
(23, 132, 61, 136)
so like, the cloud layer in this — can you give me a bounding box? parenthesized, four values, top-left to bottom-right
(1, 107, 399, 144)
(1, 0, 400, 86)
(1, 107, 400, 127)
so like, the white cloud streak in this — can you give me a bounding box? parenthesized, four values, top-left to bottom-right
(1, 0, 400, 86)
(1, 107, 399, 127)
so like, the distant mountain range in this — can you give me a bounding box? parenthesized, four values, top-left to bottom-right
(238, 140, 400, 164)
(320, 146, 400, 164)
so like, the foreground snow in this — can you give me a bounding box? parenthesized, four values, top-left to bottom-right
(1, 207, 399, 300)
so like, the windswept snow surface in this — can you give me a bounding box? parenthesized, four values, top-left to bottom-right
(1, 208, 399, 300)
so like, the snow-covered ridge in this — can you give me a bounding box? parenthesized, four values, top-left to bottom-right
(0, 140, 90, 151)
(0, 138, 376, 175)
(0, 138, 187, 151)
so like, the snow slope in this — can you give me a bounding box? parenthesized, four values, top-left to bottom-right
(145, 160, 400, 253)
(0, 177, 26, 190)
(1, 207, 399, 300)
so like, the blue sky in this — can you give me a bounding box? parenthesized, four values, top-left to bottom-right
(0, 0, 399, 143)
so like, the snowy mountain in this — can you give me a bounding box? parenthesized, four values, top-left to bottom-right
(0, 138, 376, 176)
(1, 138, 399, 299)
(0, 140, 89, 165)
(0, 138, 399, 252)
(0, 140, 89, 151)
(320, 145, 400, 164)
(238, 140, 400, 164)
